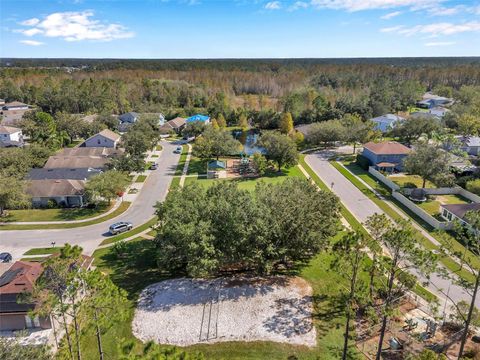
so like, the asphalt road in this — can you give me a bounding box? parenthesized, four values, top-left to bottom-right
(0, 140, 181, 259)
(305, 151, 479, 310)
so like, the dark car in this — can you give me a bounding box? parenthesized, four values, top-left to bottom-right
(174, 146, 182, 154)
(150, 163, 158, 170)
(0, 252, 12, 263)
(109, 221, 133, 235)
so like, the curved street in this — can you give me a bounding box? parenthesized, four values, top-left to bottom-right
(0, 140, 181, 259)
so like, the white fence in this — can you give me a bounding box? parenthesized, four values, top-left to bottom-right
(391, 191, 451, 230)
(368, 167, 400, 191)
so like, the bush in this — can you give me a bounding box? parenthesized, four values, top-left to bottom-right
(46, 199, 58, 209)
(466, 179, 480, 196)
(356, 154, 371, 170)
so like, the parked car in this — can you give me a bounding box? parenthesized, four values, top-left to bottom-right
(0, 252, 12, 263)
(109, 222, 133, 235)
(150, 163, 158, 170)
(174, 146, 182, 154)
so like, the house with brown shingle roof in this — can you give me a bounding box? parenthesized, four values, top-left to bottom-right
(160, 117, 186, 134)
(82, 129, 121, 148)
(0, 261, 49, 331)
(0, 255, 93, 331)
(27, 179, 86, 208)
(362, 141, 411, 172)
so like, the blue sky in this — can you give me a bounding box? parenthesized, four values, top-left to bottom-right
(1, 0, 480, 58)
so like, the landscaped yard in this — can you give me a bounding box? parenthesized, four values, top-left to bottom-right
(184, 166, 303, 191)
(186, 155, 209, 175)
(4, 204, 114, 222)
(388, 174, 435, 189)
(417, 194, 470, 217)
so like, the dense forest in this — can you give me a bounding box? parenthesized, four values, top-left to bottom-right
(1, 57, 480, 125)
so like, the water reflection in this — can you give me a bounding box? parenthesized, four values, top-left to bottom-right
(233, 130, 265, 156)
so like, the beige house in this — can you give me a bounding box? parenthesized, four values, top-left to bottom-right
(27, 179, 86, 207)
(82, 129, 121, 148)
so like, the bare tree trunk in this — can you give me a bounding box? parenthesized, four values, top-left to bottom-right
(51, 314, 59, 349)
(94, 309, 104, 360)
(422, 178, 426, 189)
(60, 298, 74, 360)
(458, 271, 480, 359)
(369, 255, 376, 300)
(376, 268, 396, 360)
(71, 298, 82, 360)
(343, 251, 360, 360)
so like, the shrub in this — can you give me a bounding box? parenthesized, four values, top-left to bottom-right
(356, 154, 371, 170)
(466, 179, 480, 196)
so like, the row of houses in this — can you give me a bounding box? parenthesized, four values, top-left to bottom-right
(26, 129, 122, 208)
(0, 100, 32, 126)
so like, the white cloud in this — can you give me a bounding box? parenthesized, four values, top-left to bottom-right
(310, 0, 442, 12)
(20, 18, 40, 26)
(394, 21, 480, 36)
(289, 1, 309, 10)
(427, 5, 463, 16)
(425, 41, 456, 46)
(20, 40, 44, 46)
(380, 25, 404, 32)
(381, 10, 402, 19)
(16, 10, 134, 42)
(265, 1, 282, 10)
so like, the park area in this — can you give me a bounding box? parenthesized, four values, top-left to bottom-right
(132, 276, 316, 347)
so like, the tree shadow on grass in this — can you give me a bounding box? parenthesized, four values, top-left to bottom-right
(312, 293, 345, 338)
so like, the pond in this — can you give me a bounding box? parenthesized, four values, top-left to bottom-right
(233, 130, 265, 156)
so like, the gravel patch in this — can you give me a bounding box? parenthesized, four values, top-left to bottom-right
(132, 276, 316, 347)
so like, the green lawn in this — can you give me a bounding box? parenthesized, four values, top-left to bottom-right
(389, 175, 435, 189)
(186, 156, 209, 175)
(156, 145, 163, 151)
(417, 194, 469, 216)
(136, 175, 147, 183)
(0, 202, 131, 230)
(24, 247, 63, 255)
(151, 154, 159, 158)
(184, 166, 303, 191)
(4, 204, 114, 222)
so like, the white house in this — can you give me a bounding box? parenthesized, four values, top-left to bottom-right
(0, 125, 23, 147)
(370, 114, 405, 133)
(82, 129, 121, 148)
(440, 203, 480, 226)
(458, 136, 480, 156)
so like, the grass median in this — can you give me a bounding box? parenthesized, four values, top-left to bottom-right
(99, 217, 158, 245)
(0, 202, 131, 231)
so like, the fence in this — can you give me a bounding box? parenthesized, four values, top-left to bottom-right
(391, 191, 451, 230)
(368, 167, 400, 191)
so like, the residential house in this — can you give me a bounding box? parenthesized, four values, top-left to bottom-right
(429, 106, 449, 118)
(159, 117, 186, 134)
(44, 156, 110, 170)
(82, 129, 120, 148)
(370, 114, 405, 133)
(440, 203, 480, 226)
(0, 125, 23, 147)
(0, 99, 5, 106)
(2, 101, 30, 111)
(0, 108, 31, 126)
(362, 141, 411, 172)
(57, 146, 124, 158)
(28, 167, 103, 181)
(27, 179, 87, 207)
(417, 93, 453, 109)
(186, 114, 210, 124)
(0, 261, 50, 331)
(0, 256, 93, 332)
(458, 136, 480, 156)
(118, 112, 138, 132)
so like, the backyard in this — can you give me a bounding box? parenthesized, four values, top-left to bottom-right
(417, 194, 470, 218)
(388, 174, 435, 189)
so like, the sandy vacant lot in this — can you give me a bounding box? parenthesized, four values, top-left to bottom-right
(132, 276, 316, 347)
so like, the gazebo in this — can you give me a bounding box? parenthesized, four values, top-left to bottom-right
(207, 160, 227, 179)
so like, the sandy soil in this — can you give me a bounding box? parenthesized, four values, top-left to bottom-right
(132, 276, 317, 347)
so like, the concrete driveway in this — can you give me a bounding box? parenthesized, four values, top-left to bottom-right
(0, 140, 181, 259)
(305, 151, 479, 310)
